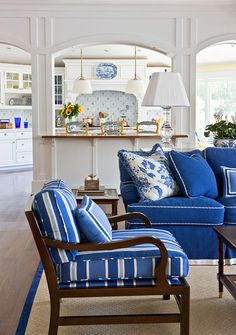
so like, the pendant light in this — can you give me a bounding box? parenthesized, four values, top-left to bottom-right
(126, 46, 144, 98)
(73, 48, 93, 95)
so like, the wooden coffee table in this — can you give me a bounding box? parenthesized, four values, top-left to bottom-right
(73, 188, 119, 216)
(214, 226, 236, 299)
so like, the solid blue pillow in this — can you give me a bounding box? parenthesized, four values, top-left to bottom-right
(221, 166, 236, 197)
(75, 195, 112, 243)
(168, 150, 218, 198)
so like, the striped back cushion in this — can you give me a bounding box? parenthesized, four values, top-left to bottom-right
(42, 179, 77, 208)
(33, 187, 80, 263)
(75, 195, 112, 243)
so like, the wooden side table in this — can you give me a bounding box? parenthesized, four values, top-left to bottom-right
(214, 226, 236, 299)
(73, 188, 119, 216)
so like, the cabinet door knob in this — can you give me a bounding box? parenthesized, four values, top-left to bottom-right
(21, 143, 24, 146)
(4, 133, 6, 136)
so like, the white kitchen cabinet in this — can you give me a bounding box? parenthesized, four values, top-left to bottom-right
(5, 70, 31, 92)
(0, 130, 32, 168)
(15, 131, 32, 164)
(0, 63, 32, 108)
(0, 132, 16, 165)
(16, 139, 32, 152)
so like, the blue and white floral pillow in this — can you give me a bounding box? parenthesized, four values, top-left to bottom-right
(120, 151, 179, 201)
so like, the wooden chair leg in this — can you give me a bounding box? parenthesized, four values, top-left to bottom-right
(163, 295, 170, 300)
(180, 286, 190, 335)
(49, 296, 60, 335)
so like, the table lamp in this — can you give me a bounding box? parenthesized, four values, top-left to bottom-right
(141, 72, 190, 146)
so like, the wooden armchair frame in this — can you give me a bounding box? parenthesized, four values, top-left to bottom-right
(26, 210, 190, 335)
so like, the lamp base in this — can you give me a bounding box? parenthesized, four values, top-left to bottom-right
(160, 107, 174, 147)
(160, 122, 174, 147)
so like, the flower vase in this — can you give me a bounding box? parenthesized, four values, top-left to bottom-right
(65, 116, 78, 134)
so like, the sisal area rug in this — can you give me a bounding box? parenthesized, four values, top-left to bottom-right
(25, 265, 236, 335)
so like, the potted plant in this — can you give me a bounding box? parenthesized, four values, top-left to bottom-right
(204, 120, 236, 147)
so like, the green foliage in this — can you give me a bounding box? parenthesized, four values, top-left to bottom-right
(204, 120, 236, 139)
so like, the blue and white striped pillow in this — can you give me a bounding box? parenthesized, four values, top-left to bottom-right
(75, 195, 112, 243)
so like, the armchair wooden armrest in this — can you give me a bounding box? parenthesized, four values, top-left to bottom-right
(108, 212, 152, 230)
(43, 235, 168, 287)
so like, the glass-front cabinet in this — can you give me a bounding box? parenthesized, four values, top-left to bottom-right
(23, 73, 32, 90)
(54, 68, 64, 106)
(5, 72, 19, 89)
(55, 75, 63, 105)
(0, 64, 32, 108)
(5, 71, 31, 92)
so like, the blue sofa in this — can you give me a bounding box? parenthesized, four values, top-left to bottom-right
(118, 147, 236, 262)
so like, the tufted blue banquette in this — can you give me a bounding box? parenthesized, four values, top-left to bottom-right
(118, 146, 236, 262)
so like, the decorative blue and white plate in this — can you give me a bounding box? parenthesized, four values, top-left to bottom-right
(96, 63, 117, 79)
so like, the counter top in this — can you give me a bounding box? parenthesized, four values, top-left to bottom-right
(0, 128, 32, 132)
(42, 133, 188, 139)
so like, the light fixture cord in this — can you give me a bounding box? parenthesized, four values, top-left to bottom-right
(80, 48, 83, 79)
(134, 46, 137, 79)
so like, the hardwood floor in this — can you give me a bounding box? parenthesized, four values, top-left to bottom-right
(0, 169, 39, 335)
(0, 171, 125, 335)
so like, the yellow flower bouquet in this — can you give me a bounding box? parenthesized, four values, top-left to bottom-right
(59, 102, 83, 120)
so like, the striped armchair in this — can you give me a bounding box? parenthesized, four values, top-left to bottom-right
(26, 179, 190, 335)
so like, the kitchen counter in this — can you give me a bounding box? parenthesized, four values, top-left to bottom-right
(42, 132, 187, 145)
(43, 131, 188, 190)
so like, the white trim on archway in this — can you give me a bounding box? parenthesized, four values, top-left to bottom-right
(51, 32, 176, 59)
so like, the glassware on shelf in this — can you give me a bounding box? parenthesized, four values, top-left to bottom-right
(14, 117, 21, 128)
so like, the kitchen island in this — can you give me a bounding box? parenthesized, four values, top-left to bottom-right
(42, 132, 188, 190)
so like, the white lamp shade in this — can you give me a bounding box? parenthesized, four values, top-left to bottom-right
(142, 72, 190, 107)
(126, 78, 144, 98)
(73, 77, 93, 95)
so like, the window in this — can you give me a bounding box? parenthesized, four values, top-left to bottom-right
(196, 73, 236, 144)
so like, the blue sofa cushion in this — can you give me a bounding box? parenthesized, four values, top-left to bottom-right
(204, 147, 236, 195)
(75, 195, 112, 243)
(32, 188, 80, 263)
(217, 196, 236, 224)
(56, 228, 188, 287)
(168, 150, 218, 198)
(118, 149, 179, 201)
(127, 196, 224, 227)
(221, 166, 236, 197)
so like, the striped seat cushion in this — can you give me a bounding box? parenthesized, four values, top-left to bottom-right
(33, 188, 80, 263)
(56, 229, 188, 286)
(59, 277, 182, 289)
